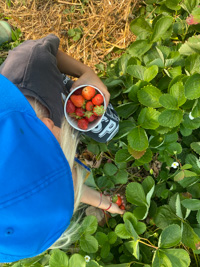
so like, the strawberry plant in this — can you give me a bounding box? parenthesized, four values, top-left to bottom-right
(4, 0, 200, 266)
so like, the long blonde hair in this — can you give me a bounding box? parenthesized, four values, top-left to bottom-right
(26, 96, 84, 248)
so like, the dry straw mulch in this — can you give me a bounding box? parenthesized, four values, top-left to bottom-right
(1, 0, 140, 70)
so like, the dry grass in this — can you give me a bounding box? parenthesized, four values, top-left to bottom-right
(0, 0, 140, 70)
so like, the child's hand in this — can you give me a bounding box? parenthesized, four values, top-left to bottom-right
(71, 70, 110, 107)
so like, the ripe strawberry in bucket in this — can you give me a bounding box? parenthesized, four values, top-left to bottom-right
(65, 85, 105, 131)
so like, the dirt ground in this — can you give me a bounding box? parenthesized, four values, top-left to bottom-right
(0, 0, 140, 70)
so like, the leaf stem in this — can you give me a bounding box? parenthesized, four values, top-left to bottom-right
(139, 239, 158, 249)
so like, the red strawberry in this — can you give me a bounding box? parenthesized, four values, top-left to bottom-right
(73, 88, 83, 95)
(70, 95, 85, 107)
(120, 204, 125, 210)
(92, 94, 104, 105)
(66, 99, 75, 113)
(85, 113, 98, 122)
(75, 107, 85, 117)
(86, 101, 94, 111)
(112, 195, 122, 206)
(82, 86, 96, 100)
(93, 105, 104, 116)
(78, 118, 88, 130)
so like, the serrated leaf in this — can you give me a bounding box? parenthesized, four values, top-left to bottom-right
(115, 102, 138, 118)
(69, 254, 85, 267)
(143, 65, 158, 82)
(126, 182, 147, 206)
(130, 17, 152, 37)
(137, 85, 162, 108)
(126, 65, 145, 80)
(176, 194, 183, 219)
(158, 224, 181, 248)
(182, 222, 200, 249)
(133, 205, 149, 220)
(185, 73, 200, 100)
(124, 240, 140, 260)
(81, 215, 98, 235)
(165, 0, 182, 10)
(95, 232, 108, 246)
(182, 113, 200, 130)
(108, 232, 117, 244)
(169, 82, 186, 107)
(125, 219, 139, 240)
(192, 99, 200, 118)
(154, 205, 181, 229)
(127, 127, 148, 151)
(191, 142, 200, 155)
(128, 146, 146, 159)
(159, 94, 179, 110)
(49, 249, 69, 267)
(111, 169, 128, 184)
(138, 107, 160, 129)
(197, 210, 200, 224)
(179, 35, 200, 56)
(115, 149, 133, 163)
(103, 163, 118, 176)
(181, 0, 199, 13)
(151, 16, 174, 43)
(152, 249, 190, 267)
(158, 109, 183, 128)
(100, 242, 110, 258)
(181, 199, 200, 210)
(115, 223, 131, 239)
(80, 235, 98, 253)
(128, 40, 152, 57)
(174, 171, 185, 182)
(134, 148, 153, 165)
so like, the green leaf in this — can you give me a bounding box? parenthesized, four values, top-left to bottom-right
(81, 215, 98, 235)
(126, 182, 147, 206)
(128, 40, 152, 57)
(69, 254, 86, 267)
(182, 113, 200, 130)
(182, 222, 200, 249)
(197, 210, 200, 224)
(179, 35, 200, 56)
(138, 107, 160, 129)
(108, 232, 118, 244)
(49, 249, 69, 267)
(95, 232, 108, 246)
(165, 0, 182, 10)
(125, 219, 139, 240)
(185, 73, 200, 100)
(86, 261, 99, 267)
(126, 65, 145, 80)
(100, 242, 110, 258)
(152, 249, 190, 267)
(192, 99, 200, 118)
(80, 235, 98, 253)
(151, 16, 174, 43)
(175, 194, 183, 219)
(181, 199, 200, 210)
(115, 149, 133, 163)
(133, 205, 149, 220)
(158, 109, 183, 128)
(124, 240, 140, 260)
(127, 127, 148, 151)
(191, 142, 200, 155)
(169, 82, 186, 107)
(154, 205, 180, 229)
(174, 171, 185, 182)
(143, 65, 158, 82)
(137, 85, 162, 108)
(103, 163, 118, 176)
(130, 17, 152, 37)
(115, 103, 138, 118)
(114, 120, 136, 139)
(181, 0, 199, 13)
(115, 223, 131, 239)
(185, 54, 200, 75)
(159, 94, 179, 110)
(158, 224, 181, 248)
(111, 169, 128, 184)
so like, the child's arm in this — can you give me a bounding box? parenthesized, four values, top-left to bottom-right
(56, 50, 110, 106)
(80, 184, 125, 215)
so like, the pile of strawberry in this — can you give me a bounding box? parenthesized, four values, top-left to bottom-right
(66, 86, 105, 130)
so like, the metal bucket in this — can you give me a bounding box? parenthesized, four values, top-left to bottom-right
(0, 21, 12, 45)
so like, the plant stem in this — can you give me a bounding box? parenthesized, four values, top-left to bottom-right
(139, 239, 158, 250)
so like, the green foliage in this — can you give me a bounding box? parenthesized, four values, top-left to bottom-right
(4, 0, 200, 266)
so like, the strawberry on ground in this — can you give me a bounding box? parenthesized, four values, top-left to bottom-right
(86, 101, 94, 111)
(66, 99, 75, 113)
(78, 118, 88, 130)
(82, 86, 96, 100)
(75, 107, 85, 117)
(70, 95, 85, 107)
(92, 94, 104, 105)
(93, 105, 104, 116)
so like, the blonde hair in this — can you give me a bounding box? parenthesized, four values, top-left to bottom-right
(26, 96, 84, 248)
